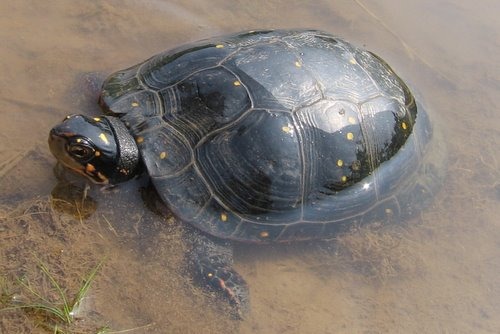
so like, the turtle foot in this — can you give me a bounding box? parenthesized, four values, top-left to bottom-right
(188, 229, 249, 318)
(196, 256, 249, 318)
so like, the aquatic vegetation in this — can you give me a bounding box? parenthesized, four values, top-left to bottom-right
(1, 257, 106, 334)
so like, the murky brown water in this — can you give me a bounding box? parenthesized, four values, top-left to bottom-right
(1, 0, 499, 333)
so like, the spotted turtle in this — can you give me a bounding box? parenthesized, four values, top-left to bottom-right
(49, 29, 445, 315)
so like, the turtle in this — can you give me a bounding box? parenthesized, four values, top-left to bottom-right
(48, 29, 445, 316)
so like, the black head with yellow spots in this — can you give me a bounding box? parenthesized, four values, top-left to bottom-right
(49, 115, 140, 184)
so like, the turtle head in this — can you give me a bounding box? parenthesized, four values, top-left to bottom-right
(49, 114, 140, 184)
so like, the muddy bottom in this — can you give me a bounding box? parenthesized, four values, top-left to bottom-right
(1, 0, 500, 333)
(0, 189, 239, 333)
(1, 145, 499, 333)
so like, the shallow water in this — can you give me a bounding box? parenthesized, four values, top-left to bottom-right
(1, 0, 499, 333)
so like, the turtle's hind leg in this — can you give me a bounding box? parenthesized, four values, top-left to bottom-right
(187, 228, 249, 318)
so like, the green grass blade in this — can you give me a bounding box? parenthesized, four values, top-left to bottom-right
(70, 259, 104, 311)
(16, 277, 53, 306)
(2, 302, 67, 322)
(2, 256, 107, 331)
(37, 261, 72, 323)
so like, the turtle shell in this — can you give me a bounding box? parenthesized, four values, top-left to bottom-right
(99, 29, 444, 243)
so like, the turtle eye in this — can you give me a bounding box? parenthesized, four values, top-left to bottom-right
(68, 143, 94, 160)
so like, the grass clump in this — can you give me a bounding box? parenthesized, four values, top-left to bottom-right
(1, 257, 107, 334)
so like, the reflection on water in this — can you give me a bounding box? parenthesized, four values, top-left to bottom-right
(0, 0, 499, 333)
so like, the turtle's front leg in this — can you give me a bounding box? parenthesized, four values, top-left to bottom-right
(187, 228, 249, 318)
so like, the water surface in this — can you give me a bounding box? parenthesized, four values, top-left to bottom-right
(1, 1, 499, 333)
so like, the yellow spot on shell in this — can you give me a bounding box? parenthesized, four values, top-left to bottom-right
(349, 58, 357, 65)
(337, 159, 344, 167)
(282, 126, 291, 133)
(207, 272, 213, 278)
(341, 175, 348, 182)
(220, 212, 228, 222)
(95, 151, 101, 157)
(159, 152, 167, 159)
(401, 122, 408, 130)
(76, 138, 82, 143)
(385, 208, 393, 215)
(99, 133, 109, 144)
(93, 117, 101, 122)
(233, 81, 241, 86)
(295, 61, 302, 68)
(136, 136, 144, 143)
(348, 116, 356, 124)
(259, 231, 269, 238)
(131, 101, 139, 107)
(215, 44, 224, 48)
(346, 132, 354, 140)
